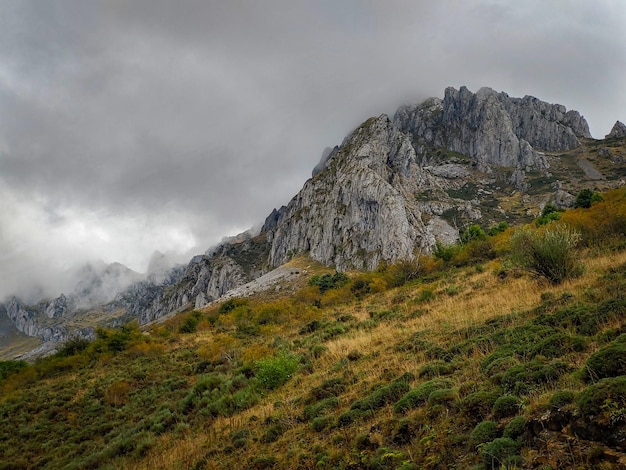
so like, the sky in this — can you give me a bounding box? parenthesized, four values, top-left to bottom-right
(1, 0, 626, 301)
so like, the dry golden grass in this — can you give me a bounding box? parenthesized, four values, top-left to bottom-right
(124, 245, 626, 470)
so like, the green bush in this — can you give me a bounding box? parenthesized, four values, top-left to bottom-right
(503, 416, 527, 441)
(418, 360, 454, 378)
(179, 311, 200, 334)
(461, 224, 486, 244)
(470, 421, 498, 446)
(577, 376, 626, 416)
(56, 337, 91, 357)
(308, 377, 346, 401)
(0, 360, 28, 380)
(308, 272, 349, 293)
(302, 397, 340, 421)
(530, 333, 587, 358)
(460, 390, 500, 421)
(574, 188, 603, 209)
(585, 341, 626, 381)
(311, 416, 333, 432)
(434, 241, 459, 262)
(535, 203, 563, 226)
(351, 381, 410, 412)
(393, 378, 453, 414)
(255, 352, 300, 390)
(510, 224, 583, 284)
(549, 390, 576, 409)
(481, 437, 520, 469)
(500, 360, 571, 395)
(493, 395, 521, 419)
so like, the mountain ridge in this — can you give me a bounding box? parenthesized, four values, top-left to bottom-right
(2, 85, 625, 356)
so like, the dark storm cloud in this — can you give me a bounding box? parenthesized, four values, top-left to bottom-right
(1, 0, 625, 300)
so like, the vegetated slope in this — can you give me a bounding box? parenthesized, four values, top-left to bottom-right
(1, 188, 626, 469)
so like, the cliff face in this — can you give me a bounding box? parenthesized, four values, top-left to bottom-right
(265, 115, 431, 271)
(395, 86, 590, 172)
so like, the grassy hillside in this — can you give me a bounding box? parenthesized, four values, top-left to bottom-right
(2, 188, 626, 469)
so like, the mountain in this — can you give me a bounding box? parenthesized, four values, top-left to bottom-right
(2, 85, 625, 354)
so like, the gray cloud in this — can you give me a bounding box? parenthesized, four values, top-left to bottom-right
(1, 0, 625, 300)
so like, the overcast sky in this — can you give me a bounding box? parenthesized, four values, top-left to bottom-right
(1, 0, 625, 300)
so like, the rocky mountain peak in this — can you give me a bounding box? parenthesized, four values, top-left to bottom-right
(395, 86, 590, 172)
(606, 120, 626, 139)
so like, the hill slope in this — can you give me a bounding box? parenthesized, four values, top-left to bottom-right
(1, 187, 626, 469)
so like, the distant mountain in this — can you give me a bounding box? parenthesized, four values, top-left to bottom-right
(3, 85, 625, 353)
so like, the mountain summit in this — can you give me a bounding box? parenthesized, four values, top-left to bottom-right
(2, 86, 625, 351)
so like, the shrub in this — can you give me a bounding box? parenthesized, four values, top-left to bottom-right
(492, 395, 521, 419)
(460, 391, 500, 421)
(530, 333, 587, 358)
(311, 416, 333, 432)
(351, 381, 410, 412)
(577, 376, 626, 416)
(470, 421, 498, 446)
(56, 337, 91, 357)
(433, 241, 459, 262)
(418, 360, 454, 378)
(179, 312, 200, 334)
(219, 298, 248, 314)
(255, 352, 300, 390)
(302, 397, 340, 421)
(535, 203, 563, 226)
(308, 272, 349, 293)
(461, 224, 486, 244)
(487, 221, 509, 236)
(481, 437, 520, 469)
(393, 378, 453, 414)
(585, 341, 626, 381)
(503, 416, 527, 441)
(510, 224, 583, 284)
(500, 360, 571, 395)
(0, 360, 28, 380)
(427, 388, 457, 407)
(549, 390, 576, 409)
(574, 188, 603, 209)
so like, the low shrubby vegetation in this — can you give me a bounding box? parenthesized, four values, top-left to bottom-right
(1, 187, 626, 469)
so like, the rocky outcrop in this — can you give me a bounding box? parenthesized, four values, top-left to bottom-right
(120, 236, 270, 323)
(394, 86, 590, 171)
(606, 121, 626, 139)
(4, 296, 93, 342)
(266, 115, 433, 271)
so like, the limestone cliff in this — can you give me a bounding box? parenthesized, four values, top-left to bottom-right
(394, 86, 590, 171)
(606, 121, 626, 139)
(265, 115, 434, 270)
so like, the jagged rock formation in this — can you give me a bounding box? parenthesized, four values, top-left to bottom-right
(394, 86, 589, 171)
(119, 235, 270, 324)
(606, 120, 626, 139)
(4, 296, 94, 342)
(265, 115, 435, 270)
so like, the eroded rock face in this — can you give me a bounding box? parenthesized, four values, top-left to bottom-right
(606, 121, 626, 139)
(266, 115, 430, 271)
(394, 86, 590, 171)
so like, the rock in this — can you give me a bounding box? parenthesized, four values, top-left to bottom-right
(266, 115, 430, 271)
(394, 86, 589, 171)
(606, 121, 626, 139)
(553, 189, 575, 209)
(312, 146, 338, 176)
(44, 294, 73, 319)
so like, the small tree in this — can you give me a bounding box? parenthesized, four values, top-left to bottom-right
(575, 188, 603, 209)
(511, 224, 583, 284)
